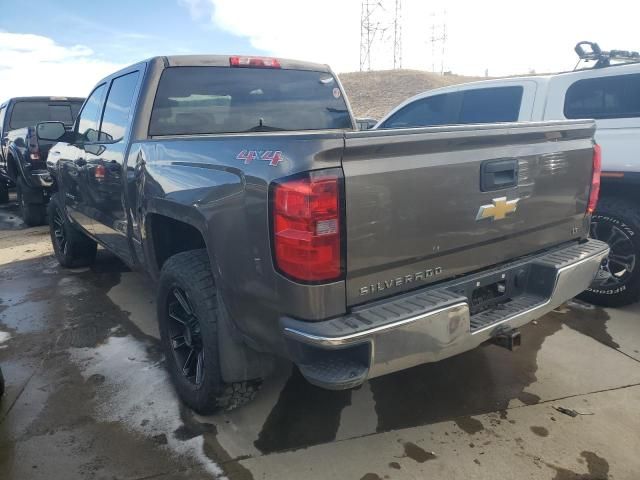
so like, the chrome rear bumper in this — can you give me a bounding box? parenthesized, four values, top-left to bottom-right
(282, 239, 609, 389)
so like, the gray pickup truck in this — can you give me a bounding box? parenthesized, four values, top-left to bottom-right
(39, 55, 608, 413)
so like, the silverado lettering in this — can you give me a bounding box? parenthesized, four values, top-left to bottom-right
(359, 267, 444, 296)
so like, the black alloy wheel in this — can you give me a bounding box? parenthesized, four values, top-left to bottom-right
(590, 220, 636, 290)
(166, 287, 205, 386)
(52, 205, 68, 257)
(579, 196, 640, 307)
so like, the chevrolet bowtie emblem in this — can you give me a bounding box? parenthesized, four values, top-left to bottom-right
(476, 197, 520, 221)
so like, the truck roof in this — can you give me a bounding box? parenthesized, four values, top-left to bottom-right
(99, 54, 333, 86)
(1, 96, 85, 108)
(396, 61, 640, 99)
(161, 54, 331, 72)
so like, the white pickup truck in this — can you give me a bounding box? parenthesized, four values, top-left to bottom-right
(377, 42, 640, 307)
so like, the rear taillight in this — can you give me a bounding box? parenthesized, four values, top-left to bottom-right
(94, 164, 106, 182)
(587, 144, 602, 214)
(271, 170, 343, 283)
(229, 56, 281, 68)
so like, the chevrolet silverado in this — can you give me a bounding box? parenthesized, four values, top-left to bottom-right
(39, 55, 608, 413)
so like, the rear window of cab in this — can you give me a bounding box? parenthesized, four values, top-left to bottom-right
(149, 67, 352, 136)
(9, 101, 82, 129)
(564, 73, 640, 120)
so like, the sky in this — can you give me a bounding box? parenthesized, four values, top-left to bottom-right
(1, 0, 640, 100)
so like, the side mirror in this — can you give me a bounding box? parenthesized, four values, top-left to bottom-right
(37, 121, 66, 141)
(355, 117, 378, 131)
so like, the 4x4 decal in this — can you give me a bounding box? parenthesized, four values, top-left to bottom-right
(236, 150, 284, 166)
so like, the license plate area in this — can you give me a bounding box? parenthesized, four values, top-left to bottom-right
(470, 280, 508, 315)
(450, 264, 532, 316)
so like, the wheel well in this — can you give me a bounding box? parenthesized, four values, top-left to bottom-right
(148, 214, 207, 270)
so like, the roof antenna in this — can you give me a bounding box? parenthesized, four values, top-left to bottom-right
(259, 118, 264, 127)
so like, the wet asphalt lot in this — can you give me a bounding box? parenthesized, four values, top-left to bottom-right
(1, 195, 640, 479)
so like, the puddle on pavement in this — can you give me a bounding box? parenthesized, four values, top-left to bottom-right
(0, 239, 623, 478)
(253, 368, 352, 453)
(546, 451, 610, 480)
(0, 252, 221, 479)
(0, 201, 25, 231)
(250, 303, 616, 454)
(562, 300, 617, 349)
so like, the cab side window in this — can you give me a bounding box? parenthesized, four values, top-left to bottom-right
(564, 73, 640, 119)
(459, 87, 523, 123)
(380, 93, 461, 129)
(381, 86, 523, 129)
(77, 84, 106, 143)
(99, 71, 140, 142)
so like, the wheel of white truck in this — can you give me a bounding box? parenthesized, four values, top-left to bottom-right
(157, 249, 260, 414)
(47, 193, 97, 268)
(16, 176, 46, 226)
(579, 197, 640, 307)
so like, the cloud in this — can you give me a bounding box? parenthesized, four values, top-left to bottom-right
(190, 0, 640, 76)
(178, 0, 214, 21)
(208, 0, 361, 73)
(0, 31, 124, 100)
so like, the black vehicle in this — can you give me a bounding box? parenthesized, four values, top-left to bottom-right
(0, 96, 84, 225)
(41, 55, 606, 413)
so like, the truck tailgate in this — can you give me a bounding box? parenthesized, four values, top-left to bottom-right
(342, 120, 596, 306)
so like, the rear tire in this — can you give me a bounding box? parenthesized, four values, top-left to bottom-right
(157, 249, 260, 414)
(0, 367, 5, 398)
(579, 197, 640, 307)
(16, 177, 46, 226)
(48, 193, 97, 268)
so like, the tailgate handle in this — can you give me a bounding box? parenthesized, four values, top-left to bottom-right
(481, 159, 519, 192)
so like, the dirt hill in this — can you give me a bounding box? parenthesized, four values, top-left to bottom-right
(339, 69, 484, 120)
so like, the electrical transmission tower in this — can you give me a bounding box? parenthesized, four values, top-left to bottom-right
(393, 0, 402, 69)
(428, 10, 448, 74)
(360, 0, 402, 71)
(360, 0, 375, 71)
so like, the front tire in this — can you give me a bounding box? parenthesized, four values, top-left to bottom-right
(48, 193, 97, 268)
(579, 197, 640, 307)
(16, 177, 46, 226)
(157, 249, 260, 414)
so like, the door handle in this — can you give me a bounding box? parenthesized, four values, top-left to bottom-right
(480, 159, 519, 192)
